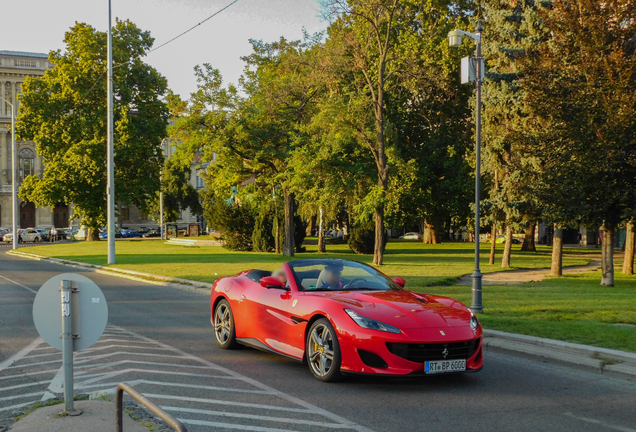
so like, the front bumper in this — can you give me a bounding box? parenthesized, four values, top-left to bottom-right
(338, 325, 483, 376)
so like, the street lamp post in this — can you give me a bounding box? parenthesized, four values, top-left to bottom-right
(449, 22, 484, 313)
(107, 0, 116, 264)
(1, 97, 18, 250)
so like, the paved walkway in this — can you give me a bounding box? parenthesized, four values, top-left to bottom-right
(456, 257, 602, 285)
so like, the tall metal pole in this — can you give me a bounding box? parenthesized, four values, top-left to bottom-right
(60, 279, 80, 415)
(107, 0, 116, 264)
(470, 21, 484, 313)
(11, 104, 17, 250)
(159, 140, 165, 240)
(159, 180, 164, 240)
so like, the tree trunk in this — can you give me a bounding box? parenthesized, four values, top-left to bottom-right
(86, 228, 100, 241)
(422, 221, 438, 244)
(601, 224, 614, 286)
(283, 189, 295, 257)
(306, 216, 315, 237)
(373, 207, 385, 265)
(622, 220, 634, 275)
(521, 220, 536, 252)
(318, 206, 326, 253)
(489, 224, 497, 265)
(273, 215, 281, 254)
(551, 225, 563, 276)
(501, 224, 513, 268)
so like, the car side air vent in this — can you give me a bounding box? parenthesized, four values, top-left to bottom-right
(416, 298, 428, 304)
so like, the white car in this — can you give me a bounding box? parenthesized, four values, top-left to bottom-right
(399, 232, 422, 240)
(3, 228, 43, 243)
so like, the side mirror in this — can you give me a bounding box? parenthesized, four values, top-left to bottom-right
(393, 277, 406, 288)
(260, 276, 287, 290)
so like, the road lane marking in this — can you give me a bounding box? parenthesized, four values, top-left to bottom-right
(0, 381, 51, 393)
(0, 369, 60, 381)
(76, 379, 273, 394)
(77, 368, 237, 384)
(179, 418, 301, 432)
(142, 394, 313, 414)
(111, 325, 375, 432)
(0, 401, 41, 413)
(0, 338, 43, 372)
(0, 391, 46, 402)
(0, 273, 37, 293)
(163, 406, 355, 429)
(564, 412, 636, 432)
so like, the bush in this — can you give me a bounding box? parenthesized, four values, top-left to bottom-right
(208, 199, 254, 251)
(252, 211, 275, 252)
(348, 221, 375, 254)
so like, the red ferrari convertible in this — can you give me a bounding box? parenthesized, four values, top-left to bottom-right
(210, 259, 483, 381)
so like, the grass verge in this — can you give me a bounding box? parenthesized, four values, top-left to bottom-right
(24, 240, 590, 288)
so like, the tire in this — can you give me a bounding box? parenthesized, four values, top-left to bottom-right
(306, 318, 343, 382)
(213, 299, 240, 349)
(35, 237, 40, 243)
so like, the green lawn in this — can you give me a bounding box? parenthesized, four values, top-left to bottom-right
(21, 239, 636, 352)
(25, 239, 589, 287)
(421, 272, 636, 353)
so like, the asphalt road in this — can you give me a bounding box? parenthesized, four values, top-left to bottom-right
(1, 251, 635, 432)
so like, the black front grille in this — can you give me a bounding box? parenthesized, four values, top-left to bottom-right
(386, 339, 479, 363)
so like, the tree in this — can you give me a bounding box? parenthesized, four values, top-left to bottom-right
(16, 20, 168, 239)
(147, 154, 202, 223)
(322, 0, 403, 265)
(521, 0, 636, 286)
(481, 0, 547, 266)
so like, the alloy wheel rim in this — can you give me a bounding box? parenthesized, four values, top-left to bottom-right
(308, 324, 335, 377)
(214, 304, 231, 344)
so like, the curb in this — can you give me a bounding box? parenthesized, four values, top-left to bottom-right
(5, 250, 213, 295)
(483, 329, 636, 381)
(5, 249, 635, 382)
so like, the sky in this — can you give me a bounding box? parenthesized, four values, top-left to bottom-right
(5, 0, 329, 98)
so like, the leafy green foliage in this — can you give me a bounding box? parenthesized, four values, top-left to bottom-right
(207, 199, 254, 251)
(16, 20, 169, 233)
(252, 210, 275, 252)
(348, 220, 376, 255)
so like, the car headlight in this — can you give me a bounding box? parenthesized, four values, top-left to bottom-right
(470, 312, 480, 331)
(344, 309, 401, 334)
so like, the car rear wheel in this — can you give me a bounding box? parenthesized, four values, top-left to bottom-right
(213, 299, 239, 349)
(306, 318, 342, 382)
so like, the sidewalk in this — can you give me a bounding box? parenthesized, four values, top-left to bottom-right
(456, 259, 601, 285)
(483, 329, 636, 382)
(6, 400, 147, 432)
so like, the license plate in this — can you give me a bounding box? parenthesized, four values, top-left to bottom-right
(425, 359, 466, 374)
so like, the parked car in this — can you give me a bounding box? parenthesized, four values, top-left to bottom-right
(99, 229, 124, 240)
(142, 229, 162, 238)
(37, 229, 50, 241)
(399, 232, 422, 240)
(121, 229, 142, 238)
(0, 229, 8, 241)
(489, 235, 522, 244)
(4, 228, 43, 243)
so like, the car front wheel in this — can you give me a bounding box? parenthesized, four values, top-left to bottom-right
(213, 299, 240, 349)
(306, 318, 342, 382)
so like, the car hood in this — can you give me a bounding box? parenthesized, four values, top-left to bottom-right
(317, 290, 472, 329)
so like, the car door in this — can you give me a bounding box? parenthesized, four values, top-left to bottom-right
(24, 229, 36, 242)
(243, 283, 300, 358)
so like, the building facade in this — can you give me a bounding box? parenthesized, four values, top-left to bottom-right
(0, 50, 71, 229)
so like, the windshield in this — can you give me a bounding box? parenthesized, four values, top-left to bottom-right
(289, 259, 401, 292)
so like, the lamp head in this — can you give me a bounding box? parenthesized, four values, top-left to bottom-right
(448, 30, 463, 47)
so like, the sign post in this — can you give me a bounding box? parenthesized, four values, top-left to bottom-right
(33, 273, 108, 416)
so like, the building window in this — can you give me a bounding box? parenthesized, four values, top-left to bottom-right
(121, 207, 130, 220)
(14, 60, 37, 68)
(139, 210, 148, 220)
(19, 148, 34, 181)
(196, 171, 205, 189)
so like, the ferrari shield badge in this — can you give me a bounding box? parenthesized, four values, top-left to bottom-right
(292, 299, 298, 308)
